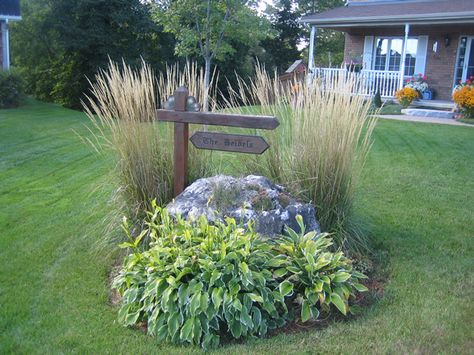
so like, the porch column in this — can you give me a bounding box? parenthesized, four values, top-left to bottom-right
(1, 20, 10, 70)
(307, 25, 317, 85)
(399, 23, 410, 89)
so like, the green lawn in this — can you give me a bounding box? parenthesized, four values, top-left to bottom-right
(1, 99, 473, 353)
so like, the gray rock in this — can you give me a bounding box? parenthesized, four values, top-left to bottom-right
(165, 175, 320, 237)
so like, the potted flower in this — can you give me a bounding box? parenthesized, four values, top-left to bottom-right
(453, 77, 474, 119)
(345, 55, 363, 73)
(405, 74, 431, 99)
(395, 87, 419, 108)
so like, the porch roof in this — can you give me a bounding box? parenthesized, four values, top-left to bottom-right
(0, 0, 21, 20)
(301, 0, 474, 28)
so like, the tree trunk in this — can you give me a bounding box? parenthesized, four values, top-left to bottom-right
(203, 56, 211, 112)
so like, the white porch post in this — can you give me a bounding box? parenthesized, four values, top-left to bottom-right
(399, 23, 410, 89)
(307, 25, 317, 85)
(1, 19, 10, 70)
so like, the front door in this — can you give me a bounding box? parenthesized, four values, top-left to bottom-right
(455, 36, 474, 85)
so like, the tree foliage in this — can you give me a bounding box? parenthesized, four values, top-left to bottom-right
(259, 0, 302, 73)
(153, 0, 272, 109)
(11, 0, 175, 108)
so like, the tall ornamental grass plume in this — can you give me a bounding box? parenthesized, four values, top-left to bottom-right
(83, 59, 173, 214)
(223, 66, 377, 253)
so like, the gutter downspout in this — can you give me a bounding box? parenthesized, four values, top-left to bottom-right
(307, 25, 317, 85)
(399, 23, 410, 89)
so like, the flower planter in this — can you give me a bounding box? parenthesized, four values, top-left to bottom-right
(422, 91, 432, 100)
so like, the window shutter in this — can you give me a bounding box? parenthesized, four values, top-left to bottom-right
(414, 35, 428, 76)
(363, 36, 374, 69)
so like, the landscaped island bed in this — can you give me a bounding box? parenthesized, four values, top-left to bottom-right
(0, 99, 473, 353)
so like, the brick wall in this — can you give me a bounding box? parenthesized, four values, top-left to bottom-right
(342, 24, 474, 100)
(344, 33, 365, 63)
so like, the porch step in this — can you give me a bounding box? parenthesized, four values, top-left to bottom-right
(410, 100, 455, 110)
(401, 108, 455, 119)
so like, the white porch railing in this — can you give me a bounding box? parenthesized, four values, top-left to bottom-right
(310, 68, 402, 98)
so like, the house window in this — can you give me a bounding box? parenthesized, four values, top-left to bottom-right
(373, 37, 418, 76)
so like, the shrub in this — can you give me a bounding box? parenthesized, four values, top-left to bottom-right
(0, 69, 24, 108)
(395, 87, 419, 108)
(372, 90, 382, 109)
(453, 79, 474, 119)
(223, 66, 376, 252)
(113, 206, 367, 349)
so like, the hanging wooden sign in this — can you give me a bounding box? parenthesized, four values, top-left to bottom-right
(190, 131, 269, 154)
(156, 86, 279, 196)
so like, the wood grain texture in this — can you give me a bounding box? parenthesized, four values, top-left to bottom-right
(190, 131, 269, 154)
(156, 110, 279, 130)
(173, 87, 189, 196)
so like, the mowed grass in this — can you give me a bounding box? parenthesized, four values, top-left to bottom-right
(0, 99, 473, 353)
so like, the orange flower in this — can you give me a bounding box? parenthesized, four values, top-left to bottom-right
(396, 87, 419, 107)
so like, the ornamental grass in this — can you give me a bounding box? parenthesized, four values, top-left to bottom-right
(223, 66, 377, 253)
(83, 60, 215, 217)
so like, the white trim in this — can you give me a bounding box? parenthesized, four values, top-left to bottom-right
(453, 36, 474, 87)
(301, 12, 474, 26)
(363, 36, 374, 69)
(399, 24, 410, 89)
(0, 15, 21, 21)
(372, 35, 427, 78)
(1, 19, 10, 70)
(414, 35, 428, 76)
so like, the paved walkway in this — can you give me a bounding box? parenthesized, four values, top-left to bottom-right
(376, 114, 474, 127)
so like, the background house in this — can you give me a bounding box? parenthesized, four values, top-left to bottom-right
(0, 0, 21, 70)
(301, 0, 474, 101)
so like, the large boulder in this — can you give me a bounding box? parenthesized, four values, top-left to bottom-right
(165, 175, 320, 237)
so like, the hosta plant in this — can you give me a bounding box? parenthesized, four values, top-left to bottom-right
(113, 206, 368, 349)
(113, 204, 287, 349)
(273, 216, 368, 322)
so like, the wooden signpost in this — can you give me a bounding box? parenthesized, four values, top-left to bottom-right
(156, 86, 279, 196)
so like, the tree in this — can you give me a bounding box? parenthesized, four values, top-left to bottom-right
(259, 0, 302, 73)
(153, 0, 272, 111)
(297, 0, 345, 67)
(11, 0, 175, 108)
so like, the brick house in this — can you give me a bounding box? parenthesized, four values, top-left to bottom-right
(301, 0, 474, 101)
(0, 0, 21, 70)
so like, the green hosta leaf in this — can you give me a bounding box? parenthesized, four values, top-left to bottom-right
(279, 280, 294, 297)
(167, 312, 181, 338)
(193, 316, 202, 344)
(273, 268, 288, 278)
(330, 292, 347, 315)
(190, 292, 201, 316)
(233, 297, 243, 311)
(124, 310, 140, 326)
(209, 270, 222, 287)
(314, 280, 323, 293)
(247, 293, 263, 303)
(352, 283, 369, 292)
(301, 300, 311, 322)
(200, 292, 209, 312)
(333, 271, 351, 283)
(211, 287, 223, 309)
(180, 317, 194, 343)
(240, 308, 254, 329)
(352, 271, 368, 279)
(252, 307, 262, 326)
(230, 319, 242, 338)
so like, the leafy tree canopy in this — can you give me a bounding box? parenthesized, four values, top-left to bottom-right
(11, 0, 175, 108)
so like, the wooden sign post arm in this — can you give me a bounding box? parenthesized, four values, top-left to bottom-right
(173, 87, 189, 196)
